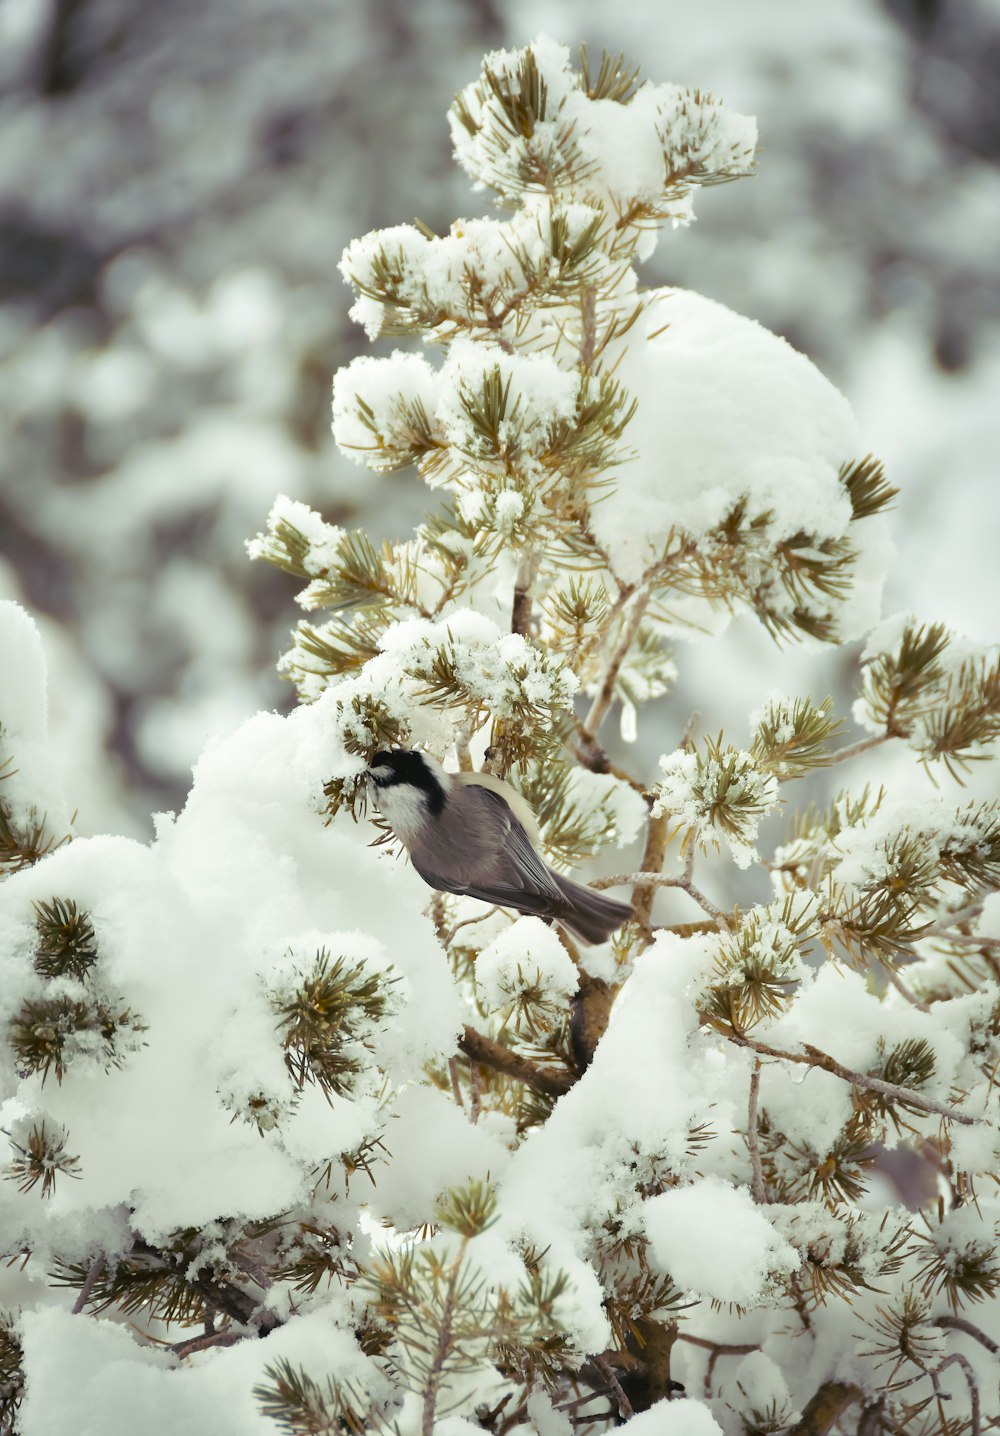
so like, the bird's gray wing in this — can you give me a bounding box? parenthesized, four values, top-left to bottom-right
(473, 785, 564, 899)
(410, 782, 565, 910)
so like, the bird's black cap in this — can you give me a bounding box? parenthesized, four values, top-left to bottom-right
(369, 750, 446, 813)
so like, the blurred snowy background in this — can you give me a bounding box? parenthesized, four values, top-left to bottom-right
(1, 0, 998, 838)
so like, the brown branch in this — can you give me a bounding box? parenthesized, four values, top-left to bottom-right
(458, 1025, 574, 1098)
(747, 1060, 766, 1202)
(579, 287, 597, 370)
(857, 1401, 886, 1436)
(569, 976, 617, 1071)
(727, 1034, 984, 1126)
(631, 811, 671, 942)
(170, 1331, 243, 1360)
(788, 1381, 863, 1436)
(230, 1249, 271, 1290)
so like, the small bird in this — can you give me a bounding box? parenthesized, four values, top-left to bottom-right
(367, 749, 633, 945)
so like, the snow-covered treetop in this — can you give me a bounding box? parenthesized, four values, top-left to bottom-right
(449, 37, 756, 225)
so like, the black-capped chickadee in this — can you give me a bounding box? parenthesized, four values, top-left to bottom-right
(367, 750, 633, 945)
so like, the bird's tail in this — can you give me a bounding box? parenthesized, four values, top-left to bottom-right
(551, 873, 633, 946)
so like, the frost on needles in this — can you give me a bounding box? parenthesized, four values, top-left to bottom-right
(2, 35, 1000, 1436)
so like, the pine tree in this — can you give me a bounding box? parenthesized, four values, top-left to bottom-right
(1, 37, 998, 1436)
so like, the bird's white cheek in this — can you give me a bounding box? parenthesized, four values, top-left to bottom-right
(375, 787, 428, 847)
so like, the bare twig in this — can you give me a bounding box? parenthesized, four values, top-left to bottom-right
(444, 906, 501, 948)
(930, 931, 1000, 949)
(747, 1060, 766, 1202)
(890, 1351, 981, 1436)
(71, 1254, 104, 1314)
(583, 589, 651, 739)
(920, 900, 986, 938)
(824, 734, 893, 766)
(592, 869, 729, 928)
(674, 1332, 758, 1355)
(591, 1354, 634, 1419)
(469, 1059, 481, 1126)
(568, 722, 650, 796)
(933, 1313, 1000, 1356)
(448, 1056, 465, 1112)
(554, 1388, 617, 1414)
(935, 1353, 980, 1436)
(883, 963, 931, 1012)
(727, 1033, 984, 1126)
(458, 1025, 574, 1098)
(674, 1331, 759, 1398)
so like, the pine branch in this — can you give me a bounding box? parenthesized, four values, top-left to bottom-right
(422, 1247, 463, 1436)
(840, 454, 897, 520)
(0, 732, 67, 874)
(0, 1312, 23, 1436)
(3, 1121, 81, 1198)
(32, 898, 98, 980)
